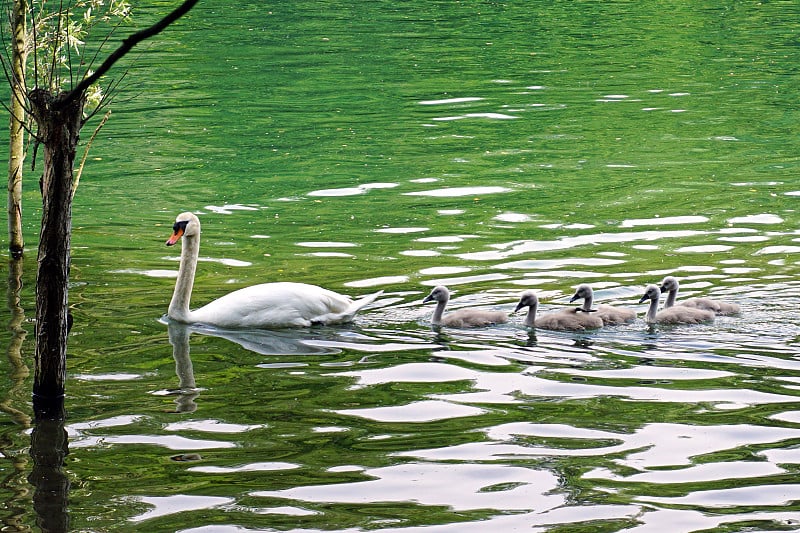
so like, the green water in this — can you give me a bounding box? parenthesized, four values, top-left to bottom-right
(3, 1, 800, 531)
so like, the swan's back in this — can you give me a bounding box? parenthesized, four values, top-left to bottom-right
(191, 282, 377, 328)
(596, 304, 636, 325)
(440, 308, 508, 328)
(678, 297, 741, 315)
(655, 305, 714, 325)
(535, 308, 603, 331)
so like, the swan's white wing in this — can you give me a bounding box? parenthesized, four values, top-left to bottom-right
(190, 282, 356, 328)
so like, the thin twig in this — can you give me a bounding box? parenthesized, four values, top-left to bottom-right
(72, 109, 111, 198)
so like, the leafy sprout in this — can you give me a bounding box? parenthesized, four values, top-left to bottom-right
(29, 0, 132, 94)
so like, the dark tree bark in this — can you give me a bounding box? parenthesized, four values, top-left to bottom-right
(26, 0, 200, 419)
(28, 88, 84, 417)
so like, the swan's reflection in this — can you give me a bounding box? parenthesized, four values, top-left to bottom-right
(184, 323, 345, 356)
(167, 323, 200, 413)
(164, 317, 346, 356)
(166, 320, 351, 412)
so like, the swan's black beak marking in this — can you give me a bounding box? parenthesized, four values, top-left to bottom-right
(166, 220, 189, 246)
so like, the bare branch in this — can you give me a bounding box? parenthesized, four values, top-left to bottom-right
(78, 15, 126, 85)
(73, 109, 111, 198)
(58, 0, 199, 109)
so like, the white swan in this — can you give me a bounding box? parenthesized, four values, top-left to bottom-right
(639, 284, 714, 325)
(659, 276, 740, 315)
(165, 212, 382, 328)
(422, 285, 507, 328)
(568, 284, 636, 325)
(515, 290, 604, 331)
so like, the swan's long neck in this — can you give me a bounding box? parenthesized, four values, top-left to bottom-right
(169, 234, 199, 322)
(524, 302, 538, 327)
(645, 296, 659, 324)
(664, 286, 677, 308)
(430, 300, 447, 325)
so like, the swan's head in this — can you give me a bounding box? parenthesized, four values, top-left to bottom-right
(166, 212, 201, 246)
(423, 285, 450, 305)
(638, 284, 661, 304)
(659, 276, 678, 293)
(569, 284, 593, 303)
(514, 290, 539, 313)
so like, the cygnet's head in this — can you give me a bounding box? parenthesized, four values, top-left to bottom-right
(569, 284, 593, 303)
(659, 276, 679, 292)
(166, 212, 201, 246)
(515, 290, 539, 313)
(638, 284, 661, 304)
(423, 285, 450, 304)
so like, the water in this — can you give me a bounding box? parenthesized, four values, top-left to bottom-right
(2, 1, 800, 531)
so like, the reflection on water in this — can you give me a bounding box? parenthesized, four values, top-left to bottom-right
(50, 285, 800, 530)
(164, 323, 199, 413)
(4, 0, 800, 531)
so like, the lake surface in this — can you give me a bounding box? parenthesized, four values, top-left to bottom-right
(2, 1, 800, 531)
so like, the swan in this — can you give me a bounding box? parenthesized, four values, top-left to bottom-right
(422, 285, 508, 328)
(515, 290, 604, 331)
(568, 284, 636, 325)
(659, 276, 740, 315)
(638, 284, 714, 325)
(165, 212, 382, 328)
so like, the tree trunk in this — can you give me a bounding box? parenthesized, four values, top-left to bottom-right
(28, 89, 84, 418)
(7, 0, 27, 258)
(22, 0, 198, 419)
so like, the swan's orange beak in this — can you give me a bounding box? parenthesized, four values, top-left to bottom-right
(166, 226, 184, 246)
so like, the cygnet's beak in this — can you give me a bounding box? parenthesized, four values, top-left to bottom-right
(638, 294, 649, 304)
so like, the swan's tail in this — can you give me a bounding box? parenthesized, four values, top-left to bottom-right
(345, 290, 383, 317)
(312, 290, 384, 325)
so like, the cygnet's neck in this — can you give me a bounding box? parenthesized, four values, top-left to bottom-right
(430, 299, 447, 325)
(645, 296, 659, 324)
(664, 286, 678, 308)
(169, 234, 199, 322)
(579, 291, 594, 312)
(524, 302, 538, 327)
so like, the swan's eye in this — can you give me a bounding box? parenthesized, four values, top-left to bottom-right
(173, 220, 189, 233)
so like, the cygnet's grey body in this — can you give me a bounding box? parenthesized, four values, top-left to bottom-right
(568, 284, 636, 325)
(639, 284, 715, 325)
(659, 276, 740, 315)
(515, 290, 604, 331)
(422, 285, 508, 328)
